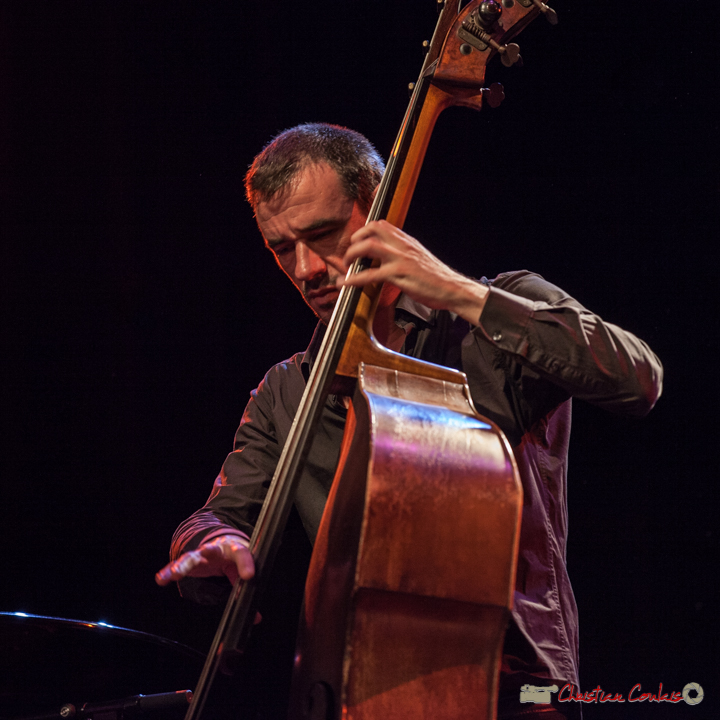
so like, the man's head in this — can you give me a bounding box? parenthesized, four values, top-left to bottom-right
(245, 123, 384, 214)
(245, 124, 385, 323)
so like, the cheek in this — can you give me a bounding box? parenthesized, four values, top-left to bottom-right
(327, 240, 352, 270)
(323, 256, 347, 276)
(271, 253, 300, 285)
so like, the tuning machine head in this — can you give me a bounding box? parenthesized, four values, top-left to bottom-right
(476, 0, 503, 27)
(481, 82, 505, 108)
(532, 0, 558, 25)
(518, 0, 558, 24)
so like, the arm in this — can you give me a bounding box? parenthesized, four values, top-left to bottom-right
(475, 271, 662, 416)
(341, 221, 662, 416)
(156, 354, 306, 597)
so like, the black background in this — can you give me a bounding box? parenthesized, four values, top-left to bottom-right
(1, 1, 719, 718)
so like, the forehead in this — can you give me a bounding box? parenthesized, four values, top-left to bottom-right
(255, 163, 353, 237)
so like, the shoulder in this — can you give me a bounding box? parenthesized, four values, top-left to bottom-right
(259, 351, 306, 384)
(237, 324, 323, 440)
(232, 351, 308, 448)
(250, 351, 307, 408)
(484, 270, 578, 307)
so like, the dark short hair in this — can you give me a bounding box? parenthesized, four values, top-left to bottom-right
(244, 123, 385, 212)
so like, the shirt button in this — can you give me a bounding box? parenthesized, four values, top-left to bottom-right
(492, 331, 502, 342)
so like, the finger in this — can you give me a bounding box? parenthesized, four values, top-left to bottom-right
(155, 551, 208, 586)
(342, 243, 398, 278)
(343, 237, 395, 266)
(350, 219, 395, 244)
(228, 544, 255, 581)
(337, 267, 391, 288)
(199, 539, 256, 582)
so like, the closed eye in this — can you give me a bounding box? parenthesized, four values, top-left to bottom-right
(266, 219, 346, 256)
(267, 241, 294, 257)
(306, 226, 343, 246)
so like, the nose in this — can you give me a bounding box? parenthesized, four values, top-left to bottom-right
(294, 242, 326, 282)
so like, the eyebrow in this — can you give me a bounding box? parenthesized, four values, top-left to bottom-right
(264, 216, 349, 249)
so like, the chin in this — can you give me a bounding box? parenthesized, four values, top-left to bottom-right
(308, 296, 339, 325)
(314, 307, 335, 325)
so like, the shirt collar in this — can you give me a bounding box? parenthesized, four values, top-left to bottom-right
(302, 294, 435, 370)
(394, 293, 434, 326)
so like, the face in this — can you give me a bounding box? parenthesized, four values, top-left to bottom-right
(256, 163, 368, 323)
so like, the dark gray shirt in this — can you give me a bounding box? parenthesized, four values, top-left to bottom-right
(171, 270, 663, 695)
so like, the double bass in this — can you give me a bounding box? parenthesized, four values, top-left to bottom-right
(186, 2, 552, 718)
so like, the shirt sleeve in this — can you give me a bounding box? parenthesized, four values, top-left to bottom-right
(170, 354, 306, 560)
(475, 271, 663, 417)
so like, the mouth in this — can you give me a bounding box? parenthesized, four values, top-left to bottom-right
(306, 286, 339, 302)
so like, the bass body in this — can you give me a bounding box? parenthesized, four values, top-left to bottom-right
(290, 363, 522, 720)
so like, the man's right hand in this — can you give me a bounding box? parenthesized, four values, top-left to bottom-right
(155, 535, 255, 587)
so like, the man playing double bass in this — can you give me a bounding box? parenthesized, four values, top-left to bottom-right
(156, 123, 662, 720)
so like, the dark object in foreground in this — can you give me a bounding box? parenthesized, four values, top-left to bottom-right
(12, 690, 192, 720)
(0, 613, 203, 720)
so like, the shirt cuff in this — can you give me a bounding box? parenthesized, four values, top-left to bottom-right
(476, 284, 535, 356)
(199, 528, 250, 549)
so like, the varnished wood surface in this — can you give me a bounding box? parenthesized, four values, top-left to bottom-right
(290, 364, 522, 719)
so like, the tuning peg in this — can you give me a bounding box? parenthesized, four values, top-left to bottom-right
(481, 82, 505, 108)
(532, 0, 558, 24)
(498, 42, 521, 67)
(461, 22, 523, 68)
